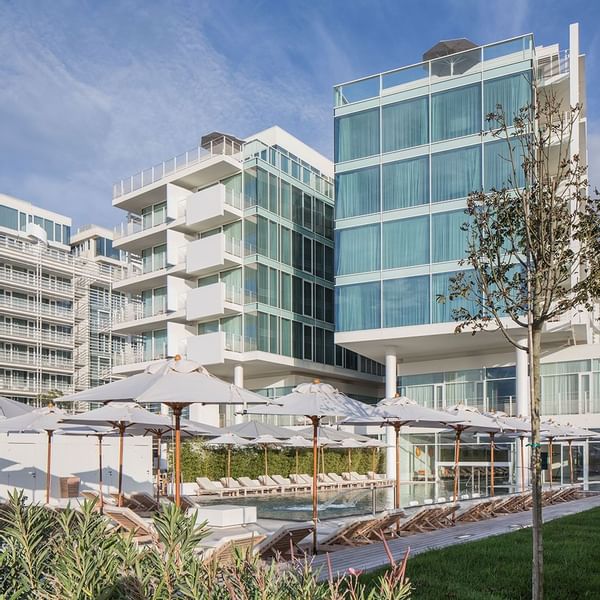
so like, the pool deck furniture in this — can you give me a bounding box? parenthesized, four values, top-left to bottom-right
(256, 522, 315, 560)
(237, 477, 273, 494)
(317, 515, 382, 551)
(220, 478, 248, 495)
(81, 490, 116, 507)
(202, 532, 266, 565)
(310, 492, 600, 580)
(258, 475, 281, 491)
(271, 474, 302, 492)
(196, 477, 238, 497)
(394, 505, 459, 535)
(191, 504, 257, 528)
(130, 492, 162, 513)
(103, 505, 155, 543)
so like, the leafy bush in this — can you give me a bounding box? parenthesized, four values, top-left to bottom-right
(179, 440, 385, 482)
(0, 490, 411, 599)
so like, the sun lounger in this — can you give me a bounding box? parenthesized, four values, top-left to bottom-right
(350, 471, 369, 483)
(202, 532, 266, 565)
(130, 492, 162, 513)
(109, 492, 151, 515)
(196, 477, 238, 497)
(367, 472, 393, 486)
(327, 473, 352, 489)
(103, 505, 155, 543)
(341, 473, 363, 488)
(318, 515, 384, 551)
(256, 522, 314, 560)
(219, 477, 248, 495)
(394, 506, 458, 535)
(81, 490, 115, 507)
(258, 475, 281, 491)
(318, 473, 339, 489)
(237, 477, 272, 494)
(271, 474, 302, 492)
(456, 499, 498, 522)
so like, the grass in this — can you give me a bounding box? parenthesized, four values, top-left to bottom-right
(361, 508, 600, 600)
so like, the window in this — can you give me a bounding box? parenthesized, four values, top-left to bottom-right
(303, 325, 313, 360)
(325, 288, 334, 323)
(335, 224, 380, 275)
(324, 246, 334, 280)
(303, 281, 312, 316)
(314, 199, 324, 235)
(431, 145, 481, 202)
(269, 315, 278, 353)
(484, 139, 525, 191)
(292, 186, 303, 224)
(335, 282, 381, 331)
(292, 276, 303, 314)
(303, 238, 312, 273)
(432, 83, 481, 141)
(281, 318, 292, 356)
(383, 276, 430, 327)
(336, 166, 380, 219)
(334, 108, 380, 162)
(281, 272, 292, 310)
(484, 71, 531, 128)
(382, 216, 430, 269)
(257, 168, 269, 209)
(382, 96, 428, 151)
(257, 264, 269, 304)
(269, 221, 278, 259)
(269, 173, 278, 213)
(258, 312, 269, 351)
(0, 205, 19, 231)
(303, 194, 312, 230)
(292, 232, 303, 270)
(431, 271, 477, 323)
(314, 241, 324, 278)
(431, 210, 469, 262)
(257, 216, 269, 256)
(292, 321, 303, 358)
(315, 284, 325, 321)
(280, 226, 291, 265)
(382, 156, 429, 210)
(244, 167, 257, 206)
(269, 268, 278, 307)
(314, 327, 325, 363)
(280, 180, 291, 219)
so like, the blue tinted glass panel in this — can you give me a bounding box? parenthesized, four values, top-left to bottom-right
(334, 108, 380, 162)
(432, 84, 481, 142)
(431, 145, 481, 202)
(335, 282, 381, 331)
(63, 225, 71, 244)
(382, 216, 430, 269)
(382, 156, 429, 210)
(484, 71, 531, 126)
(0, 205, 18, 230)
(335, 224, 380, 275)
(382, 96, 428, 152)
(335, 166, 380, 219)
(431, 210, 468, 262)
(383, 276, 430, 327)
(484, 139, 525, 190)
(432, 270, 478, 323)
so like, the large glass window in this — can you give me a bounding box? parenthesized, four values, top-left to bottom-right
(257, 216, 268, 256)
(335, 224, 380, 275)
(383, 276, 430, 327)
(281, 272, 291, 311)
(431, 210, 468, 262)
(382, 216, 429, 269)
(257, 168, 269, 209)
(0, 205, 18, 230)
(382, 96, 428, 152)
(484, 71, 531, 127)
(334, 108, 380, 162)
(431, 145, 481, 202)
(280, 226, 291, 265)
(280, 180, 291, 220)
(336, 166, 380, 219)
(431, 270, 478, 324)
(335, 282, 381, 332)
(484, 139, 525, 191)
(432, 83, 481, 142)
(382, 156, 429, 211)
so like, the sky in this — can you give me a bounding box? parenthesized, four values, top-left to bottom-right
(1, 0, 599, 229)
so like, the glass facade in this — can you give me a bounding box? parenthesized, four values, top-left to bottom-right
(0, 203, 70, 244)
(334, 36, 533, 333)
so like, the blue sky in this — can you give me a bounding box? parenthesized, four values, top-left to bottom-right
(1, 0, 599, 228)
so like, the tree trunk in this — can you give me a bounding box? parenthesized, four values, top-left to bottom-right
(530, 325, 544, 600)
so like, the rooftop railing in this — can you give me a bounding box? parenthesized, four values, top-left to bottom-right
(536, 49, 570, 82)
(113, 136, 243, 200)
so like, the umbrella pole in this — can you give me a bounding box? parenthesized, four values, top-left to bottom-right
(453, 429, 462, 503)
(45, 430, 53, 504)
(394, 423, 401, 510)
(372, 448, 376, 474)
(295, 449, 299, 475)
(227, 446, 231, 481)
(117, 423, 125, 507)
(568, 440, 574, 485)
(264, 446, 268, 477)
(321, 446, 325, 475)
(548, 437, 553, 489)
(171, 405, 183, 507)
(311, 415, 319, 555)
(97, 434, 104, 514)
(520, 436, 526, 492)
(156, 432, 162, 504)
(348, 448, 351, 473)
(490, 433, 495, 497)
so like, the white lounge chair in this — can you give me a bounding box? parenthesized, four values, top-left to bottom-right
(237, 477, 271, 494)
(196, 477, 237, 497)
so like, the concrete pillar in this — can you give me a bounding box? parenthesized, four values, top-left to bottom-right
(583, 439, 589, 491)
(233, 365, 244, 424)
(385, 352, 397, 479)
(515, 341, 530, 488)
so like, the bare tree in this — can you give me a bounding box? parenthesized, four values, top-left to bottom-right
(441, 84, 600, 600)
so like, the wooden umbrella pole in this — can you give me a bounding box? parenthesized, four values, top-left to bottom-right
(45, 430, 53, 504)
(568, 440, 574, 485)
(97, 434, 104, 514)
(520, 436, 526, 492)
(172, 405, 183, 507)
(453, 429, 462, 503)
(311, 416, 319, 555)
(394, 423, 401, 510)
(490, 433, 496, 497)
(155, 432, 162, 503)
(548, 437, 553, 489)
(348, 448, 351, 473)
(227, 446, 231, 481)
(372, 448, 376, 474)
(264, 446, 268, 477)
(321, 446, 325, 475)
(295, 449, 299, 475)
(117, 423, 125, 507)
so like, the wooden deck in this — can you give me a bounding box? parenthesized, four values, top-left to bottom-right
(309, 494, 600, 580)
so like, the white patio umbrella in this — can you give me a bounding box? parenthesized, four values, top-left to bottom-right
(0, 405, 104, 504)
(540, 420, 581, 488)
(296, 425, 372, 443)
(556, 424, 598, 484)
(60, 357, 272, 506)
(249, 434, 287, 476)
(225, 420, 296, 440)
(206, 432, 251, 481)
(345, 395, 462, 509)
(61, 402, 172, 506)
(0, 397, 34, 419)
(245, 379, 376, 554)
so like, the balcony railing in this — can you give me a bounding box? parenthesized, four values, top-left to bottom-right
(536, 49, 570, 82)
(224, 285, 242, 305)
(0, 351, 73, 370)
(0, 268, 73, 294)
(0, 235, 74, 267)
(0, 323, 72, 345)
(224, 237, 243, 258)
(0, 379, 73, 394)
(113, 135, 243, 199)
(0, 296, 72, 319)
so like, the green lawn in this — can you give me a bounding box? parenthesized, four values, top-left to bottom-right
(361, 508, 600, 600)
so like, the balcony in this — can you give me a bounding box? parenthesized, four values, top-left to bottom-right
(537, 49, 570, 84)
(0, 378, 73, 396)
(0, 296, 72, 322)
(0, 350, 73, 372)
(112, 303, 185, 334)
(0, 235, 74, 274)
(113, 215, 170, 252)
(0, 323, 72, 347)
(186, 282, 242, 321)
(186, 234, 243, 277)
(0, 267, 73, 297)
(176, 184, 243, 233)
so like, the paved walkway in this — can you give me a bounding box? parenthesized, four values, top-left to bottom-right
(309, 494, 600, 580)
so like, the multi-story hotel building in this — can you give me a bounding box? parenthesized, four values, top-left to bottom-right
(110, 126, 383, 424)
(0, 194, 134, 403)
(333, 24, 597, 490)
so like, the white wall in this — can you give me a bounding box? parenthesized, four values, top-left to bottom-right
(0, 433, 153, 504)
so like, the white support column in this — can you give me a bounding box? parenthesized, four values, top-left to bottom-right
(515, 341, 530, 488)
(385, 352, 397, 479)
(583, 439, 589, 491)
(233, 365, 244, 424)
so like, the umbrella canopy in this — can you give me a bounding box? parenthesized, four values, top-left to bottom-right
(180, 419, 223, 437)
(247, 380, 377, 554)
(296, 425, 372, 443)
(0, 406, 105, 503)
(284, 435, 314, 449)
(60, 357, 273, 506)
(423, 38, 480, 76)
(0, 397, 34, 419)
(224, 420, 295, 440)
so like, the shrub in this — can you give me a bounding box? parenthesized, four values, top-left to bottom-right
(0, 491, 411, 599)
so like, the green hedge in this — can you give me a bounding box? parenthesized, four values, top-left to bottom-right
(178, 440, 385, 482)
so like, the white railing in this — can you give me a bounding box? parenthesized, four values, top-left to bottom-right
(112, 348, 145, 366)
(224, 188, 243, 210)
(113, 136, 243, 199)
(224, 285, 242, 305)
(0, 296, 72, 319)
(224, 237, 243, 258)
(537, 49, 570, 82)
(0, 350, 72, 370)
(113, 217, 142, 240)
(224, 332, 243, 352)
(112, 263, 144, 282)
(0, 235, 74, 267)
(0, 268, 72, 294)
